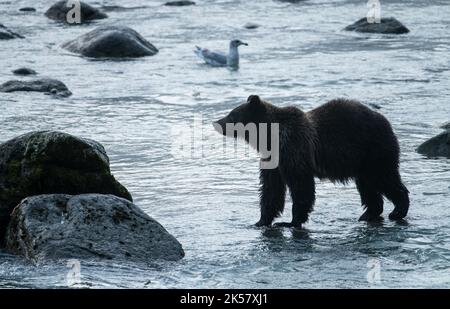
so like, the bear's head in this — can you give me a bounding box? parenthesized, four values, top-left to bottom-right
(213, 95, 268, 139)
(213, 95, 280, 169)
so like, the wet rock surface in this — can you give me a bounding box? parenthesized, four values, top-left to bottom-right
(62, 26, 158, 58)
(344, 17, 410, 34)
(12, 68, 38, 76)
(6, 194, 184, 263)
(0, 79, 71, 97)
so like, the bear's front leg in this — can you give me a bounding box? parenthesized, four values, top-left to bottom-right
(275, 168, 315, 228)
(256, 168, 286, 227)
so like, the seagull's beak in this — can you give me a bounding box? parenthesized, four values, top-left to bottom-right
(241, 42, 248, 46)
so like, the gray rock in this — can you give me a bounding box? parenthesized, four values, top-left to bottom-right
(45, 0, 107, 24)
(6, 194, 184, 263)
(164, 1, 196, 6)
(19, 7, 37, 12)
(344, 17, 409, 34)
(12, 68, 38, 76)
(0, 24, 24, 40)
(417, 131, 450, 158)
(0, 131, 132, 243)
(62, 26, 158, 58)
(0, 78, 71, 97)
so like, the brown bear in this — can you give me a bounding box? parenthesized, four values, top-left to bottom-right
(213, 95, 409, 228)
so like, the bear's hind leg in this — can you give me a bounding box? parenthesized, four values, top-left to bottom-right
(356, 177, 384, 222)
(381, 171, 409, 220)
(256, 168, 287, 227)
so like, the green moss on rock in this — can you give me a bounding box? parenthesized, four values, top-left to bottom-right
(0, 131, 132, 244)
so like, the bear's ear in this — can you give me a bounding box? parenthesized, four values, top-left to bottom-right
(247, 95, 262, 106)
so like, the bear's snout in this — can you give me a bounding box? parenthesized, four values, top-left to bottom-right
(212, 119, 226, 136)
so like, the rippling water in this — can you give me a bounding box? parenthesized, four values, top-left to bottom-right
(0, 0, 449, 288)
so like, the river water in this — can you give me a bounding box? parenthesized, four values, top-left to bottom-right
(0, 0, 449, 288)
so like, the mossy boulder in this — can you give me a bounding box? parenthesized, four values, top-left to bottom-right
(6, 194, 184, 263)
(0, 131, 131, 243)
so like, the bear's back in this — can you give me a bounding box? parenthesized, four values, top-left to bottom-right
(307, 99, 399, 181)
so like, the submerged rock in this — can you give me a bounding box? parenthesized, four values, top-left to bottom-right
(344, 17, 409, 34)
(6, 194, 184, 263)
(45, 0, 107, 24)
(12, 68, 38, 76)
(62, 26, 158, 58)
(277, 0, 308, 3)
(0, 24, 24, 40)
(417, 131, 450, 158)
(164, 1, 196, 6)
(100, 5, 148, 12)
(0, 131, 132, 243)
(0, 79, 71, 97)
(19, 7, 37, 12)
(244, 22, 260, 29)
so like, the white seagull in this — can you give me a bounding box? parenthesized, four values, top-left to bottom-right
(194, 39, 248, 68)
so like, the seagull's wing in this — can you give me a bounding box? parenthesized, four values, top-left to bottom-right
(194, 46, 227, 66)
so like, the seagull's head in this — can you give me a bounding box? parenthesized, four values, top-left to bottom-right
(230, 39, 248, 48)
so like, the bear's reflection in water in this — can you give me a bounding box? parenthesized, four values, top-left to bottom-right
(256, 227, 314, 254)
(255, 220, 410, 258)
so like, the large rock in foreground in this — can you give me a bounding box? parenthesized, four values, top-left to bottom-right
(62, 26, 158, 58)
(0, 131, 131, 242)
(417, 131, 450, 158)
(0, 79, 71, 97)
(45, 0, 107, 24)
(6, 194, 184, 263)
(0, 24, 24, 40)
(344, 17, 409, 34)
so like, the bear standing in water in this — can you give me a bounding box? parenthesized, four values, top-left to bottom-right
(213, 95, 409, 228)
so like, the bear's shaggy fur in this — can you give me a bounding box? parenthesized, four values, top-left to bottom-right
(214, 95, 409, 227)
